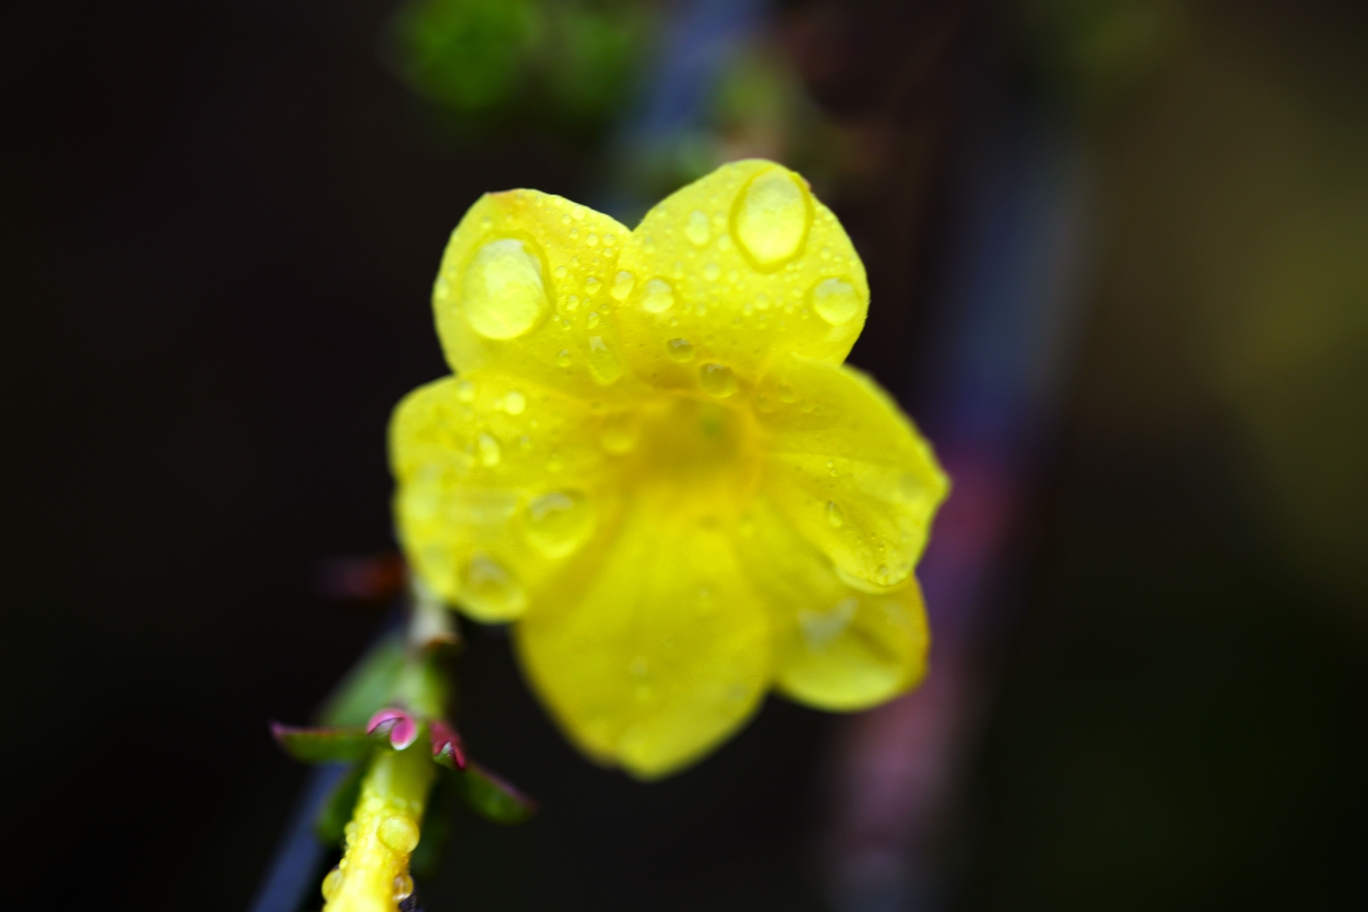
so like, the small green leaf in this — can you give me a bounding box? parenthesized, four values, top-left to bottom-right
(317, 630, 407, 727)
(450, 762, 538, 824)
(272, 723, 373, 763)
(315, 762, 366, 845)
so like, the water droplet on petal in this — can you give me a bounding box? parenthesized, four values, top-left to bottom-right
(640, 278, 675, 314)
(587, 311, 600, 329)
(524, 490, 595, 558)
(393, 874, 415, 902)
(599, 410, 641, 454)
(585, 276, 602, 294)
(461, 554, 526, 617)
(556, 349, 573, 367)
(570, 205, 586, 221)
(587, 335, 622, 383)
(699, 363, 738, 398)
(799, 597, 858, 650)
(321, 867, 343, 901)
(812, 277, 861, 324)
(703, 262, 720, 281)
(455, 378, 476, 402)
(734, 169, 809, 268)
(461, 239, 548, 339)
(554, 264, 568, 279)
(666, 338, 695, 362)
(778, 382, 797, 403)
(502, 390, 526, 414)
(685, 210, 711, 246)
(826, 501, 845, 528)
(587, 233, 599, 246)
(477, 432, 501, 467)
(378, 815, 421, 853)
(611, 271, 635, 300)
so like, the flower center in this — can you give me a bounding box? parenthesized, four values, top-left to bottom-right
(613, 394, 761, 518)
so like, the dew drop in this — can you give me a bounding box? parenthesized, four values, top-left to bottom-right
(812, 277, 861, 325)
(799, 597, 858, 650)
(477, 432, 501, 467)
(554, 265, 568, 279)
(378, 815, 421, 854)
(587, 335, 623, 383)
(502, 390, 526, 415)
(599, 410, 641, 454)
(826, 501, 845, 528)
(778, 382, 797, 403)
(603, 233, 616, 246)
(525, 490, 595, 558)
(587, 233, 599, 246)
(666, 337, 695, 362)
(454, 378, 476, 402)
(699, 363, 738, 398)
(703, 262, 721, 281)
(461, 554, 526, 617)
(556, 348, 573, 367)
(587, 311, 600, 329)
(610, 270, 635, 300)
(461, 239, 548, 340)
(685, 210, 711, 246)
(570, 204, 586, 221)
(639, 278, 675, 314)
(393, 874, 415, 902)
(565, 294, 580, 312)
(321, 867, 343, 901)
(734, 169, 809, 268)
(585, 275, 602, 294)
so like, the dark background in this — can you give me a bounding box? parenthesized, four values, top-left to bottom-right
(4, 1, 1366, 910)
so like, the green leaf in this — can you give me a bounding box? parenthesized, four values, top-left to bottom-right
(315, 762, 366, 845)
(271, 723, 373, 763)
(449, 762, 538, 824)
(317, 630, 407, 727)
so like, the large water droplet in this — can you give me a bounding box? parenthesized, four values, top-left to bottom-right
(378, 815, 421, 853)
(477, 432, 501, 467)
(666, 338, 695, 362)
(584, 276, 602, 294)
(699, 363, 738, 398)
(524, 490, 595, 558)
(685, 210, 711, 246)
(611, 270, 635, 300)
(461, 554, 526, 617)
(461, 239, 548, 340)
(799, 597, 858, 650)
(734, 169, 809, 268)
(640, 278, 675, 314)
(321, 867, 343, 901)
(393, 874, 415, 902)
(600, 410, 641, 454)
(826, 501, 845, 528)
(812, 277, 861, 324)
(502, 390, 526, 414)
(587, 335, 623, 383)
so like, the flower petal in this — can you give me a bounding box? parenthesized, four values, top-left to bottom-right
(514, 495, 772, 778)
(736, 496, 929, 710)
(390, 373, 625, 622)
(613, 160, 869, 394)
(753, 355, 948, 591)
(433, 189, 642, 401)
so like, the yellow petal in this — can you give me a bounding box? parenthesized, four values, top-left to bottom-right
(753, 355, 948, 591)
(514, 493, 772, 778)
(390, 372, 623, 622)
(432, 189, 642, 402)
(737, 495, 929, 710)
(613, 160, 869, 394)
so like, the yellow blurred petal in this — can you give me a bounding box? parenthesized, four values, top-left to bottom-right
(390, 372, 622, 622)
(613, 160, 869, 393)
(737, 495, 929, 710)
(433, 189, 643, 402)
(753, 355, 948, 591)
(515, 494, 772, 778)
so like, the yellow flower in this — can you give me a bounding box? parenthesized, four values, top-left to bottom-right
(390, 160, 948, 778)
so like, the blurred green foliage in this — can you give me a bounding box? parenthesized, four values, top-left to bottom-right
(386, 0, 654, 134)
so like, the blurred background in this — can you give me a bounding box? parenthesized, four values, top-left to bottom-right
(4, 1, 1366, 910)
